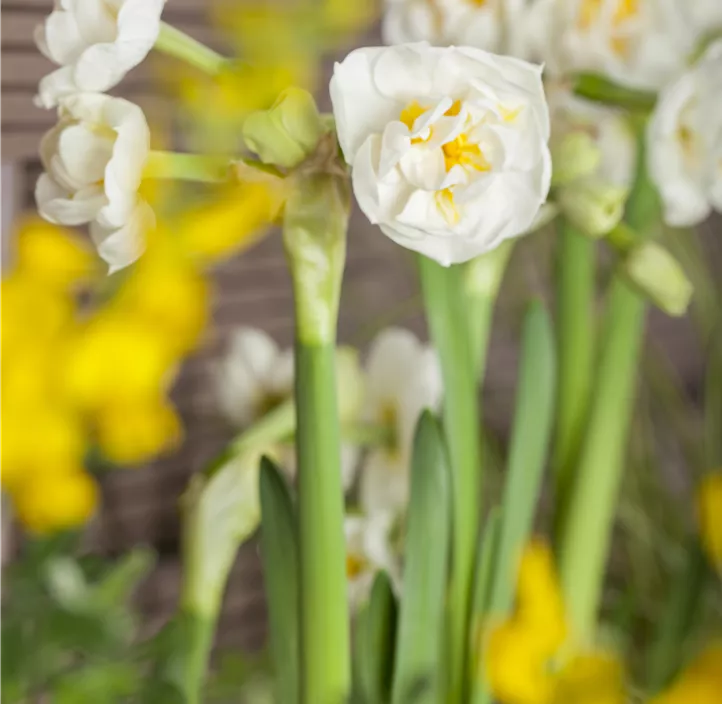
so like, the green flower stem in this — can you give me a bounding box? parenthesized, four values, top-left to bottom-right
(295, 343, 350, 704)
(463, 241, 514, 382)
(554, 221, 596, 510)
(143, 151, 231, 182)
(155, 21, 228, 75)
(283, 174, 351, 704)
(418, 255, 481, 704)
(558, 277, 645, 644)
(231, 400, 296, 454)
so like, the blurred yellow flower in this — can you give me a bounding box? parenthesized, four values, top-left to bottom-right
(97, 397, 182, 465)
(176, 180, 285, 266)
(650, 643, 722, 704)
(14, 469, 98, 534)
(698, 473, 722, 570)
(62, 314, 176, 412)
(485, 540, 625, 704)
(13, 217, 96, 290)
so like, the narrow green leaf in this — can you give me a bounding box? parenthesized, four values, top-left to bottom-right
(705, 329, 722, 469)
(468, 509, 501, 704)
(489, 301, 556, 617)
(355, 571, 397, 704)
(472, 304, 556, 704)
(259, 456, 299, 704)
(646, 539, 709, 692)
(391, 411, 450, 704)
(573, 72, 657, 112)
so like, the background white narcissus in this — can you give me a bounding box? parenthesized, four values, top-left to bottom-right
(34, 0, 167, 108)
(359, 328, 442, 516)
(647, 40, 722, 228)
(35, 93, 153, 272)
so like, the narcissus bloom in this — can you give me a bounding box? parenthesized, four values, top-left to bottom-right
(528, 0, 700, 91)
(34, 0, 166, 109)
(647, 40, 722, 227)
(35, 93, 153, 272)
(382, 0, 520, 53)
(330, 42, 551, 265)
(359, 328, 442, 515)
(344, 512, 399, 609)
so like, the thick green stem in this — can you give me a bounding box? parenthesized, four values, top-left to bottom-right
(418, 256, 481, 704)
(155, 22, 228, 75)
(295, 343, 350, 704)
(554, 222, 596, 510)
(558, 278, 645, 644)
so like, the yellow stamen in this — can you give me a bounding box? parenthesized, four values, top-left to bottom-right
(346, 553, 365, 578)
(435, 188, 460, 224)
(442, 134, 491, 173)
(400, 101, 431, 144)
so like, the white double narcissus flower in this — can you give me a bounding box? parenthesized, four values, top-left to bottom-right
(215, 327, 363, 489)
(34, 0, 166, 109)
(528, 0, 698, 91)
(35, 93, 153, 272)
(345, 512, 400, 609)
(647, 40, 722, 227)
(382, 0, 525, 54)
(331, 43, 551, 266)
(359, 328, 442, 516)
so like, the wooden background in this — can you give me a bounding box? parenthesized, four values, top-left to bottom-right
(2, 0, 718, 658)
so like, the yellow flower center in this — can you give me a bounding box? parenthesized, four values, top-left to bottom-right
(442, 134, 491, 173)
(578, 0, 639, 55)
(346, 552, 366, 579)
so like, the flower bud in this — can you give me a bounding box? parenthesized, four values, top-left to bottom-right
(621, 241, 693, 317)
(242, 87, 325, 169)
(558, 179, 628, 237)
(551, 131, 602, 186)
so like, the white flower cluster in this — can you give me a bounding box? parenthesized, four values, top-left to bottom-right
(33, 0, 166, 271)
(215, 326, 443, 607)
(373, 0, 722, 233)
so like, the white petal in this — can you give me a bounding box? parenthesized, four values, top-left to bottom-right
(57, 123, 114, 187)
(330, 46, 407, 163)
(90, 199, 152, 273)
(41, 10, 85, 64)
(35, 66, 78, 109)
(35, 173, 105, 225)
(359, 450, 409, 516)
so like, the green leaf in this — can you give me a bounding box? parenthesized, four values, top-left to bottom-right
(488, 302, 556, 618)
(259, 456, 299, 704)
(573, 73, 657, 112)
(53, 662, 141, 704)
(91, 547, 155, 610)
(355, 571, 397, 704)
(469, 509, 501, 652)
(391, 412, 450, 704)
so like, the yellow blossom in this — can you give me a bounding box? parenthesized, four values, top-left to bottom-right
(96, 397, 182, 465)
(14, 470, 98, 534)
(698, 473, 722, 570)
(485, 539, 624, 704)
(62, 314, 176, 411)
(13, 218, 96, 290)
(175, 180, 285, 266)
(111, 236, 209, 354)
(650, 643, 722, 704)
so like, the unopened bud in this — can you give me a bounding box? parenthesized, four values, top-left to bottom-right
(551, 131, 601, 186)
(622, 241, 693, 317)
(558, 179, 627, 237)
(243, 87, 325, 169)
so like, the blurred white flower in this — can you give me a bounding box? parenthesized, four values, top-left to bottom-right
(550, 86, 636, 235)
(35, 93, 153, 272)
(359, 328, 442, 516)
(647, 40, 722, 227)
(530, 0, 698, 91)
(345, 512, 400, 609)
(35, 0, 166, 109)
(215, 327, 363, 489)
(330, 43, 551, 266)
(382, 0, 509, 51)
